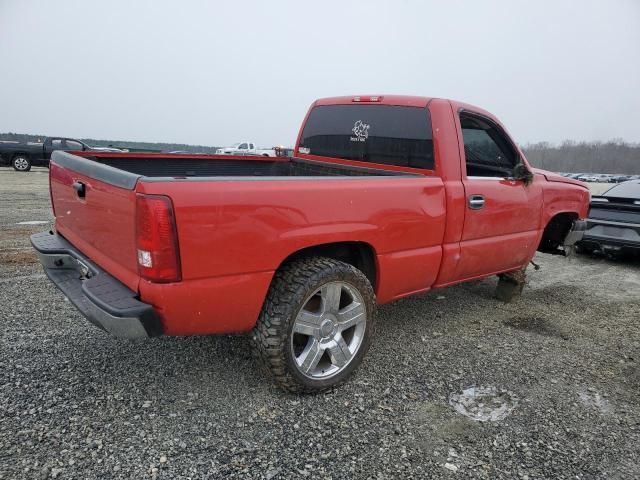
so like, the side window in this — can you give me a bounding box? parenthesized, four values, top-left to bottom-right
(460, 113, 517, 177)
(239, 143, 248, 150)
(249, 143, 255, 149)
(51, 139, 63, 148)
(65, 140, 83, 151)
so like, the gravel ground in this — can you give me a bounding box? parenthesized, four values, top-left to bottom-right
(0, 167, 638, 479)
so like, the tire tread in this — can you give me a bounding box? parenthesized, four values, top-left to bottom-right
(252, 257, 375, 393)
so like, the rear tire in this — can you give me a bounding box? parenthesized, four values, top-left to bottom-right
(12, 155, 31, 172)
(252, 257, 376, 393)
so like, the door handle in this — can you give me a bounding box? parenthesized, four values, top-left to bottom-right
(72, 181, 86, 198)
(468, 194, 485, 210)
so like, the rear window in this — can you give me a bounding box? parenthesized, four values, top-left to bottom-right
(299, 104, 434, 170)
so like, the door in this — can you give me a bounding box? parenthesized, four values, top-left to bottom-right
(64, 139, 85, 152)
(455, 111, 543, 280)
(237, 142, 249, 154)
(44, 138, 64, 159)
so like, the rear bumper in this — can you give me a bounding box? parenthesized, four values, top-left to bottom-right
(30, 231, 162, 339)
(580, 219, 640, 253)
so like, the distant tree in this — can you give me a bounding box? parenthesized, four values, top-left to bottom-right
(522, 139, 640, 174)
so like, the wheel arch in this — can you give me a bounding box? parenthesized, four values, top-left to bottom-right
(276, 241, 378, 290)
(537, 211, 579, 253)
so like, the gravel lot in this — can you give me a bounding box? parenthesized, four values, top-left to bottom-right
(1, 167, 638, 479)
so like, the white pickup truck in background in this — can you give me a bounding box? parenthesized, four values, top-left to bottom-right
(216, 141, 276, 157)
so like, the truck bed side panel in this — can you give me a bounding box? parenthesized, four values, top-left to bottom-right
(139, 271, 275, 335)
(137, 176, 446, 333)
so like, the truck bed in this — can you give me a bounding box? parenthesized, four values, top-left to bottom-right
(72, 152, 407, 179)
(48, 150, 431, 301)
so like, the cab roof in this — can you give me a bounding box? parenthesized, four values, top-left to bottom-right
(312, 95, 495, 119)
(313, 95, 434, 108)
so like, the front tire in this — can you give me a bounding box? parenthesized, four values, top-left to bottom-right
(12, 155, 31, 172)
(252, 257, 376, 393)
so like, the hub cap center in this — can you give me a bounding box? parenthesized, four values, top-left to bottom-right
(320, 318, 335, 338)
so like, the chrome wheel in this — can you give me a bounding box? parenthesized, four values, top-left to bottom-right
(13, 157, 30, 171)
(290, 281, 367, 379)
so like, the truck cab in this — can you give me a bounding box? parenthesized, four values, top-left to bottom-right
(43, 137, 87, 156)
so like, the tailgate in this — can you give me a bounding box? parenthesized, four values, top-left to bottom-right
(49, 151, 142, 291)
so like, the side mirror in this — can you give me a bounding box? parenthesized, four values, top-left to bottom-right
(513, 163, 534, 185)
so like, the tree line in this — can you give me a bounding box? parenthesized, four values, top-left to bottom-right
(522, 139, 640, 174)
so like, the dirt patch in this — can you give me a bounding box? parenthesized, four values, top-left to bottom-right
(0, 249, 38, 265)
(0, 225, 47, 241)
(503, 315, 570, 340)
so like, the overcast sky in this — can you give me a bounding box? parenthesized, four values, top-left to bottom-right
(0, 0, 638, 147)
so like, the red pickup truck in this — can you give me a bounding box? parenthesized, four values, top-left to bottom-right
(31, 95, 589, 392)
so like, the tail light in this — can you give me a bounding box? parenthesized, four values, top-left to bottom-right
(135, 194, 181, 283)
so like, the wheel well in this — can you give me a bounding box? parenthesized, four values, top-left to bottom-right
(12, 152, 31, 159)
(280, 242, 377, 289)
(538, 212, 578, 253)
(262, 153, 270, 157)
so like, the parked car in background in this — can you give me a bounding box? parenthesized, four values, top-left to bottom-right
(609, 175, 633, 183)
(215, 141, 276, 157)
(579, 174, 599, 182)
(578, 180, 640, 257)
(274, 146, 295, 157)
(596, 174, 614, 182)
(0, 137, 122, 171)
(578, 174, 615, 183)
